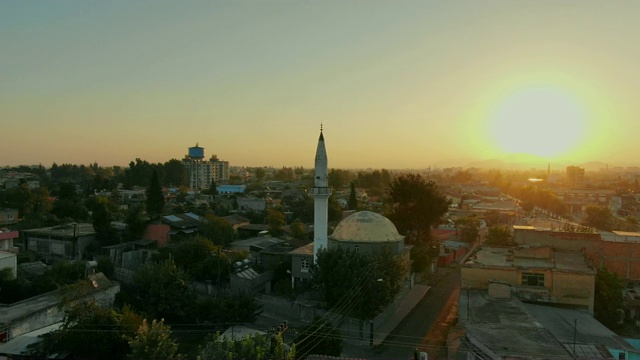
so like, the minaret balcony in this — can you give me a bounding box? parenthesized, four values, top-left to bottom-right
(312, 187, 332, 196)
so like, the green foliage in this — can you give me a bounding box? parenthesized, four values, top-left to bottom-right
(313, 246, 408, 320)
(28, 300, 130, 359)
(293, 316, 342, 359)
(348, 182, 358, 210)
(387, 174, 449, 245)
(584, 205, 614, 231)
(125, 204, 147, 240)
(254, 167, 266, 181)
(594, 267, 625, 329)
(289, 219, 306, 240)
(198, 213, 236, 246)
(127, 319, 182, 360)
(129, 259, 196, 323)
(195, 292, 263, 324)
(155, 236, 232, 282)
(455, 217, 480, 243)
(197, 332, 295, 360)
(147, 170, 165, 219)
(96, 255, 115, 278)
(31, 260, 86, 294)
(163, 159, 187, 187)
(328, 168, 355, 190)
(267, 208, 285, 236)
(327, 195, 343, 223)
(511, 185, 567, 215)
(484, 226, 515, 246)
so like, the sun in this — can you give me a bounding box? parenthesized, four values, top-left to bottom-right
(489, 86, 585, 158)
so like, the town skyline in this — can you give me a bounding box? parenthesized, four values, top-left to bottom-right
(3, 1, 640, 169)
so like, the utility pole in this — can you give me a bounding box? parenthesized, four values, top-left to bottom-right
(573, 319, 578, 358)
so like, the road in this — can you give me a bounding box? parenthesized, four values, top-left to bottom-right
(370, 266, 461, 360)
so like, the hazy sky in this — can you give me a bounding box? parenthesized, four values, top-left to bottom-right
(2, 1, 639, 169)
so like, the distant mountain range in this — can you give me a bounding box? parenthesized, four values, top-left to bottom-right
(463, 154, 635, 171)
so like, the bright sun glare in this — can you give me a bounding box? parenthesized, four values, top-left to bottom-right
(490, 87, 585, 158)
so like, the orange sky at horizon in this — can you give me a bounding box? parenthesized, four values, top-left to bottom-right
(2, 1, 639, 170)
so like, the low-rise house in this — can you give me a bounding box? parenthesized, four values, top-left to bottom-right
(22, 223, 97, 261)
(0, 209, 18, 226)
(462, 245, 596, 313)
(162, 212, 203, 240)
(454, 285, 640, 359)
(0, 251, 17, 279)
(0, 229, 19, 253)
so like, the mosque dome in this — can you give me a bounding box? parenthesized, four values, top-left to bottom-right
(330, 211, 403, 243)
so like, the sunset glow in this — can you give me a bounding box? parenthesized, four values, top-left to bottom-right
(490, 86, 586, 159)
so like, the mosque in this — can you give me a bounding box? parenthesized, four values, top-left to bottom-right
(289, 129, 411, 287)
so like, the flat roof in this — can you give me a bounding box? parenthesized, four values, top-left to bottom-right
(22, 223, 95, 237)
(464, 246, 594, 273)
(0, 251, 16, 260)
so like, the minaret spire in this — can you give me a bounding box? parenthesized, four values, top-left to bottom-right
(312, 127, 331, 263)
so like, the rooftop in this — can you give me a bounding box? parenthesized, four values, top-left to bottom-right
(464, 246, 594, 274)
(330, 211, 403, 243)
(22, 223, 95, 237)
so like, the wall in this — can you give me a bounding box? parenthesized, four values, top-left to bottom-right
(461, 267, 519, 288)
(4, 282, 120, 341)
(552, 272, 595, 314)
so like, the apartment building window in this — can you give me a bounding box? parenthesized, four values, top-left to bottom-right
(522, 272, 545, 287)
(301, 258, 309, 273)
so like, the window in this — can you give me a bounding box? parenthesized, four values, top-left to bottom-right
(301, 258, 309, 273)
(521, 272, 545, 287)
(354, 245, 359, 253)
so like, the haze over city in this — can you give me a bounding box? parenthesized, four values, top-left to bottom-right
(2, 1, 639, 169)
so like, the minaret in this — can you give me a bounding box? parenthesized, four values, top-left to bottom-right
(312, 126, 331, 263)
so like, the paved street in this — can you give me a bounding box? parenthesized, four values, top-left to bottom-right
(343, 266, 461, 360)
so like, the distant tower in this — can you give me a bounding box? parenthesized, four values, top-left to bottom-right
(188, 143, 205, 191)
(312, 127, 331, 263)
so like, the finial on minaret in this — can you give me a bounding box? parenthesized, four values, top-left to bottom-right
(320, 123, 323, 132)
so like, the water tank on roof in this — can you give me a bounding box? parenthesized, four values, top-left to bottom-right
(188, 144, 205, 160)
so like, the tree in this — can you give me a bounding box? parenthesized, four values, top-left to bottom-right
(293, 316, 342, 359)
(195, 292, 262, 324)
(267, 208, 286, 236)
(348, 182, 358, 210)
(455, 217, 480, 243)
(127, 319, 182, 360)
(584, 205, 614, 231)
(197, 332, 294, 360)
(198, 213, 236, 246)
(163, 159, 187, 187)
(289, 219, 306, 240)
(594, 267, 624, 329)
(128, 259, 196, 323)
(387, 174, 449, 245)
(484, 225, 514, 246)
(312, 246, 408, 321)
(125, 204, 147, 240)
(147, 170, 165, 219)
(255, 167, 266, 181)
(28, 299, 130, 359)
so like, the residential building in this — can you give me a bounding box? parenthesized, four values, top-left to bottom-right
(566, 165, 585, 188)
(0, 209, 18, 226)
(0, 229, 19, 253)
(22, 223, 97, 261)
(461, 245, 596, 313)
(182, 144, 229, 191)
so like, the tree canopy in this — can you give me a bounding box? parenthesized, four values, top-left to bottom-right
(594, 267, 625, 329)
(484, 225, 515, 246)
(312, 246, 408, 320)
(386, 174, 449, 245)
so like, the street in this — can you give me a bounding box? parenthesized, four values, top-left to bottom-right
(370, 266, 461, 360)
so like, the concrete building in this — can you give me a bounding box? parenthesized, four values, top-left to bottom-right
(461, 245, 596, 314)
(22, 223, 97, 261)
(0, 251, 17, 279)
(0, 209, 18, 227)
(0, 273, 119, 352)
(566, 165, 586, 188)
(454, 286, 640, 359)
(0, 229, 19, 253)
(182, 144, 229, 191)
